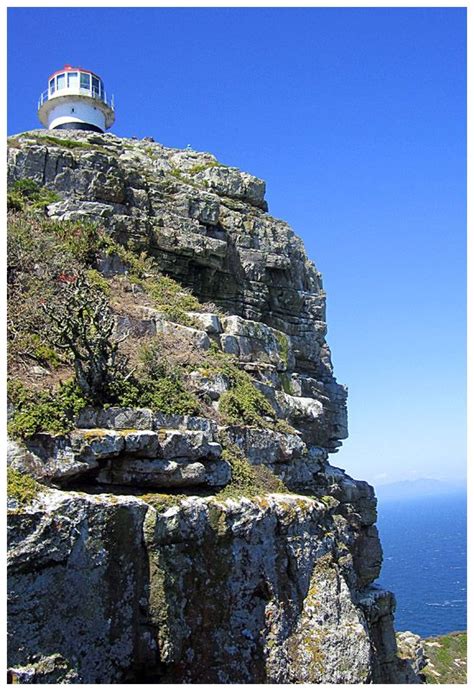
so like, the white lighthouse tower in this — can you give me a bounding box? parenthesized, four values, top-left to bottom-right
(38, 65, 115, 133)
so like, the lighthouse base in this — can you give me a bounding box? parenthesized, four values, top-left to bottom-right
(52, 122, 104, 133)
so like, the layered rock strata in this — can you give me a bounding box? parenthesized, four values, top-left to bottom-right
(7, 130, 419, 683)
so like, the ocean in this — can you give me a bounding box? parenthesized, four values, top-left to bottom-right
(375, 491, 467, 638)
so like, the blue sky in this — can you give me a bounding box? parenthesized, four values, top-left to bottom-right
(7, 7, 466, 487)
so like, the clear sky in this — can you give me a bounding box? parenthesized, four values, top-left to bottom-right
(7, 7, 466, 487)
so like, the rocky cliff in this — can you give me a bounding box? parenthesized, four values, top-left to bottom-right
(7, 130, 420, 683)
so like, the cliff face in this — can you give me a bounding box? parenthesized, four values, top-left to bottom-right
(7, 130, 418, 683)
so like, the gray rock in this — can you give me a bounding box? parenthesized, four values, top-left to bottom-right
(71, 429, 125, 460)
(156, 319, 211, 349)
(8, 490, 151, 683)
(10, 435, 99, 486)
(396, 631, 428, 677)
(8, 654, 80, 684)
(97, 458, 209, 487)
(189, 371, 230, 400)
(226, 426, 306, 465)
(123, 430, 160, 457)
(194, 166, 267, 210)
(158, 429, 221, 461)
(188, 312, 223, 334)
(76, 407, 154, 430)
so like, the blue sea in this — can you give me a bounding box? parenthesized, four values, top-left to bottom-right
(375, 492, 467, 638)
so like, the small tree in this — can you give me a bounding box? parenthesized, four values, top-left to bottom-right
(42, 272, 128, 404)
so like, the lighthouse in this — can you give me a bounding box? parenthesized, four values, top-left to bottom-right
(37, 65, 115, 133)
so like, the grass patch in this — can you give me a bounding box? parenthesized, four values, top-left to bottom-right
(111, 372, 200, 416)
(188, 161, 218, 175)
(15, 133, 113, 157)
(31, 134, 93, 150)
(422, 632, 467, 684)
(168, 167, 209, 190)
(28, 133, 109, 153)
(130, 273, 201, 323)
(275, 330, 290, 367)
(85, 268, 111, 296)
(101, 235, 202, 322)
(139, 492, 187, 511)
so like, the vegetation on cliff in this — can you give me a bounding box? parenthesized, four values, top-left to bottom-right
(422, 632, 467, 684)
(7, 467, 42, 505)
(7, 190, 280, 440)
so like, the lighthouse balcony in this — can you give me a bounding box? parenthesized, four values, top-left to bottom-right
(38, 86, 114, 111)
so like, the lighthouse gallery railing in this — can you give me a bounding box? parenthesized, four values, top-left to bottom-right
(38, 87, 114, 111)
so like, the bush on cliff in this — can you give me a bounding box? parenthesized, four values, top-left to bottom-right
(108, 341, 200, 415)
(7, 201, 278, 432)
(7, 179, 59, 212)
(199, 346, 276, 427)
(7, 468, 42, 505)
(216, 439, 287, 500)
(7, 379, 87, 440)
(41, 272, 128, 405)
(7, 209, 107, 374)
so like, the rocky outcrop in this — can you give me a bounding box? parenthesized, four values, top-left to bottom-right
(7, 130, 418, 683)
(396, 631, 428, 679)
(8, 483, 408, 684)
(7, 130, 346, 452)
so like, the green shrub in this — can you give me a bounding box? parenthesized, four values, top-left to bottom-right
(274, 419, 297, 435)
(275, 331, 290, 367)
(278, 372, 292, 395)
(48, 218, 105, 264)
(7, 212, 107, 374)
(104, 242, 156, 277)
(216, 442, 287, 500)
(85, 268, 110, 295)
(219, 378, 275, 427)
(188, 161, 218, 175)
(139, 492, 186, 511)
(198, 347, 277, 427)
(100, 237, 202, 319)
(7, 379, 87, 440)
(159, 305, 193, 326)
(113, 374, 200, 415)
(109, 345, 200, 416)
(7, 179, 59, 212)
(140, 273, 201, 313)
(13, 333, 62, 369)
(7, 468, 42, 505)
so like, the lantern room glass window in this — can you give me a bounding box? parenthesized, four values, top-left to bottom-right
(80, 72, 90, 90)
(91, 76, 100, 97)
(67, 72, 78, 89)
(49, 78, 55, 95)
(56, 73, 65, 90)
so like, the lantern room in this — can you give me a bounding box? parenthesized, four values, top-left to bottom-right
(37, 65, 115, 133)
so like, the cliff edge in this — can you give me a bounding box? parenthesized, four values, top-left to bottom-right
(7, 130, 419, 683)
